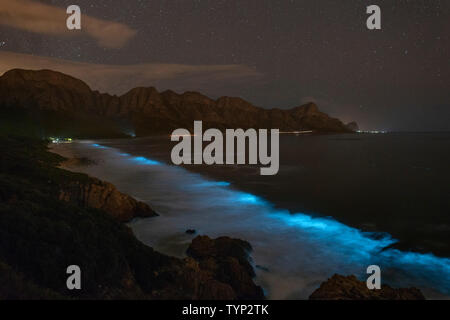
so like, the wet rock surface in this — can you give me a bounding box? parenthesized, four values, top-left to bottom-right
(309, 274, 425, 300)
(187, 236, 265, 300)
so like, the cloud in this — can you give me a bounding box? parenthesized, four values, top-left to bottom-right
(0, 51, 264, 95)
(0, 0, 136, 48)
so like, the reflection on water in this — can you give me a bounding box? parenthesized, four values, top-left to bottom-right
(53, 141, 450, 299)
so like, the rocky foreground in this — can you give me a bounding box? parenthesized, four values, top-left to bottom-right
(309, 274, 425, 300)
(0, 135, 264, 299)
(186, 236, 264, 299)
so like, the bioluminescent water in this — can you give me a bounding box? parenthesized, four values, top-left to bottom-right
(52, 141, 450, 299)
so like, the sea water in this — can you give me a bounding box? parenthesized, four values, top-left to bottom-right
(51, 133, 450, 299)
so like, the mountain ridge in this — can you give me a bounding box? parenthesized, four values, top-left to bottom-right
(0, 68, 355, 137)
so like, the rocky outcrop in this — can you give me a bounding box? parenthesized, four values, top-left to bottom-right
(112, 236, 265, 300)
(0, 69, 354, 136)
(186, 236, 265, 300)
(59, 178, 157, 222)
(309, 274, 425, 300)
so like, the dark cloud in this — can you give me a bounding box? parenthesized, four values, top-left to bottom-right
(0, 0, 136, 48)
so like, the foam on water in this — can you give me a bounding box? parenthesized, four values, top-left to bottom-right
(53, 141, 450, 299)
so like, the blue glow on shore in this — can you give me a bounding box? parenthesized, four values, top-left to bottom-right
(90, 143, 160, 165)
(132, 156, 161, 165)
(91, 143, 108, 149)
(86, 142, 450, 296)
(269, 210, 396, 259)
(234, 192, 266, 205)
(380, 249, 450, 290)
(275, 213, 342, 232)
(195, 181, 231, 188)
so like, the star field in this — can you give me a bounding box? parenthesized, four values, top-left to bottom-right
(1, 0, 449, 130)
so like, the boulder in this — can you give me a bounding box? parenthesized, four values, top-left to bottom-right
(309, 274, 425, 300)
(187, 236, 265, 300)
(59, 178, 157, 222)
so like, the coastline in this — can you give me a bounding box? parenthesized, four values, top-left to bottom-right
(0, 136, 264, 299)
(94, 133, 450, 258)
(49, 140, 450, 299)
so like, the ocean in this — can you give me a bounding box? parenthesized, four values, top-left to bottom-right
(51, 133, 450, 299)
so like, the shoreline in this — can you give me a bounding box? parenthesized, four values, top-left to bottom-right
(49, 140, 450, 299)
(1, 135, 264, 299)
(94, 134, 450, 258)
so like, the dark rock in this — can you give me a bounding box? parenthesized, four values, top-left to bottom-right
(309, 274, 425, 300)
(59, 177, 158, 222)
(186, 236, 265, 300)
(186, 229, 197, 235)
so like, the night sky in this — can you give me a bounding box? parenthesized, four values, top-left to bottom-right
(0, 0, 449, 131)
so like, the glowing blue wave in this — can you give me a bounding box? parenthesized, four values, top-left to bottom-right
(91, 143, 108, 149)
(235, 193, 265, 205)
(92, 144, 160, 165)
(194, 181, 231, 188)
(132, 156, 161, 165)
(88, 141, 450, 296)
